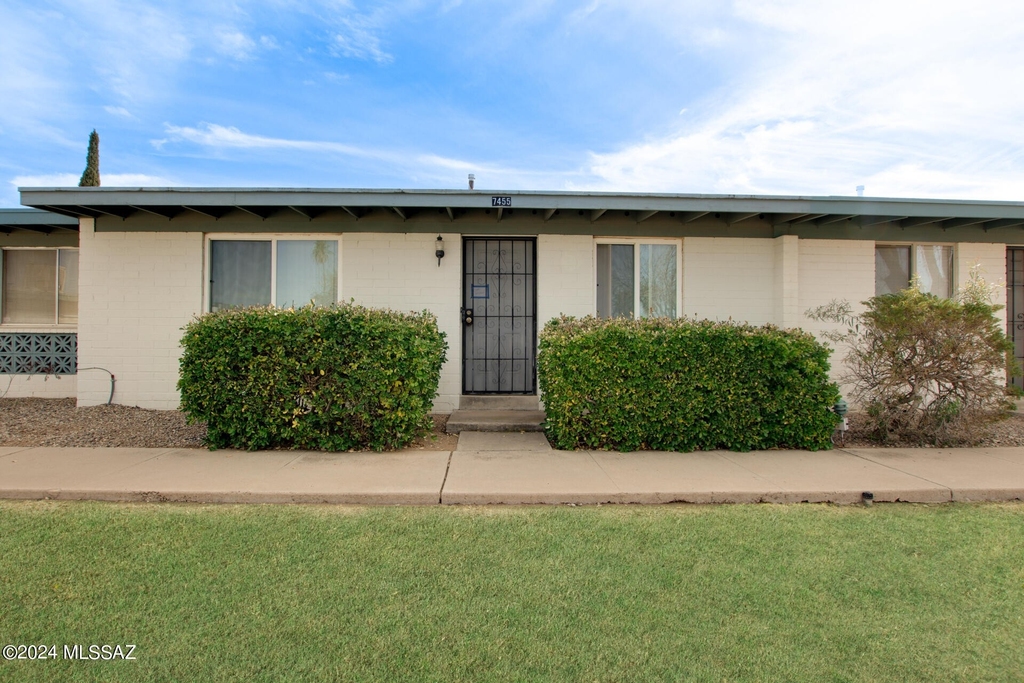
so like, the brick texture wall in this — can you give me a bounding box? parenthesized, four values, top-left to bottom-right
(536, 234, 594, 324)
(68, 221, 1013, 414)
(957, 242, 1007, 328)
(682, 237, 776, 325)
(76, 220, 203, 409)
(342, 232, 461, 412)
(1, 374, 77, 398)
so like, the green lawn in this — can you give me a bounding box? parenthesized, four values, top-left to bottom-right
(1, 502, 1022, 682)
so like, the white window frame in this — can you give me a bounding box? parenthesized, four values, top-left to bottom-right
(203, 234, 343, 313)
(874, 241, 956, 298)
(593, 238, 683, 318)
(0, 246, 80, 329)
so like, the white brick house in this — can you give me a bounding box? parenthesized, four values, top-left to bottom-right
(3, 189, 1024, 411)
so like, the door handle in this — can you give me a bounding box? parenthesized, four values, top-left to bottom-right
(463, 308, 474, 326)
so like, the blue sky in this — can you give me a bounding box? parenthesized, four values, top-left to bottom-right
(2, 0, 1023, 207)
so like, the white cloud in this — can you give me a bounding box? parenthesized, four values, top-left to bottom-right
(11, 173, 80, 188)
(216, 30, 257, 60)
(84, 3, 192, 102)
(330, 15, 393, 64)
(157, 123, 375, 158)
(577, 0, 1024, 200)
(104, 173, 178, 186)
(153, 122, 577, 188)
(12, 173, 177, 189)
(104, 106, 134, 118)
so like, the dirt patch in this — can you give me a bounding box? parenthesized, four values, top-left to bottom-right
(0, 398, 457, 452)
(837, 410, 1024, 448)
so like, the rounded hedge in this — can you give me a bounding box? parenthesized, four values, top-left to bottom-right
(538, 316, 840, 451)
(178, 304, 447, 451)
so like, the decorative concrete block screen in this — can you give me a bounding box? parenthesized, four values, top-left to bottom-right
(0, 333, 77, 374)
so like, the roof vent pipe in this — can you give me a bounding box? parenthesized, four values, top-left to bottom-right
(468, 174, 475, 190)
(856, 185, 865, 197)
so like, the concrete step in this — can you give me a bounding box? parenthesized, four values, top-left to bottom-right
(459, 395, 541, 411)
(446, 410, 546, 434)
(456, 431, 553, 452)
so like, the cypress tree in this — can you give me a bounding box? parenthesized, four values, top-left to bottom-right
(78, 129, 100, 187)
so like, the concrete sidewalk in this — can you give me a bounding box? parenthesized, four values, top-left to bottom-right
(2, 431, 1024, 505)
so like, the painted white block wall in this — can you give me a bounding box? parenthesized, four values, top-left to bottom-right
(774, 235, 800, 327)
(958, 242, 1009, 384)
(957, 242, 1007, 328)
(65, 227, 1012, 414)
(341, 232, 461, 412)
(682, 237, 776, 325)
(797, 239, 876, 386)
(76, 220, 204, 409)
(536, 235, 594, 324)
(1, 374, 77, 398)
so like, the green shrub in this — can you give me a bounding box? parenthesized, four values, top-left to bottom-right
(538, 316, 840, 451)
(178, 304, 447, 451)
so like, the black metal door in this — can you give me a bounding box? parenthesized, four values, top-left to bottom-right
(462, 238, 536, 394)
(1008, 248, 1024, 389)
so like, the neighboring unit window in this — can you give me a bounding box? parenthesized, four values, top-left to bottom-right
(1, 248, 79, 324)
(209, 239, 338, 312)
(596, 242, 678, 319)
(874, 244, 953, 297)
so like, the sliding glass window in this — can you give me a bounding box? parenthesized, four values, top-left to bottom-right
(875, 244, 953, 297)
(209, 238, 339, 312)
(596, 241, 679, 319)
(1, 248, 79, 325)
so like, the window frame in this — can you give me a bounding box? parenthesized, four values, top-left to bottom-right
(203, 234, 343, 313)
(593, 238, 683, 319)
(874, 241, 956, 298)
(0, 246, 80, 328)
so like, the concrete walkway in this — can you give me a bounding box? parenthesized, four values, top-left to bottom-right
(2, 432, 1024, 505)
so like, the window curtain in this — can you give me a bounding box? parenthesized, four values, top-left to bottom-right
(915, 245, 953, 298)
(276, 240, 338, 308)
(57, 249, 79, 324)
(639, 244, 677, 318)
(2, 250, 56, 324)
(596, 244, 635, 318)
(875, 245, 911, 295)
(210, 241, 271, 312)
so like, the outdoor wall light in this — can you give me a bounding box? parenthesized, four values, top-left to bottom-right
(435, 235, 445, 266)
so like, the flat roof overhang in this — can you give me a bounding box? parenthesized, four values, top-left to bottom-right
(18, 187, 1024, 234)
(0, 208, 80, 234)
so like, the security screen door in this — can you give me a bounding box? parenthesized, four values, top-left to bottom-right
(1008, 248, 1024, 390)
(462, 238, 536, 394)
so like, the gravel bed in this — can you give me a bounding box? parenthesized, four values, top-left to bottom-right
(5, 398, 1024, 451)
(0, 398, 458, 451)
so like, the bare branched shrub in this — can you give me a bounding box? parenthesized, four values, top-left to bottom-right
(807, 266, 1013, 445)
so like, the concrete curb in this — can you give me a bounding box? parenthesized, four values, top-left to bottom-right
(0, 489, 442, 505)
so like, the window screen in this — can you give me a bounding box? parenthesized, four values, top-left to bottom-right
(875, 245, 953, 297)
(276, 240, 338, 308)
(210, 241, 271, 312)
(596, 244, 635, 318)
(640, 244, 677, 318)
(2, 250, 57, 324)
(875, 245, 910, 296)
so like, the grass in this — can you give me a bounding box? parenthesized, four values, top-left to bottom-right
(1, 502, 1023, 682)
